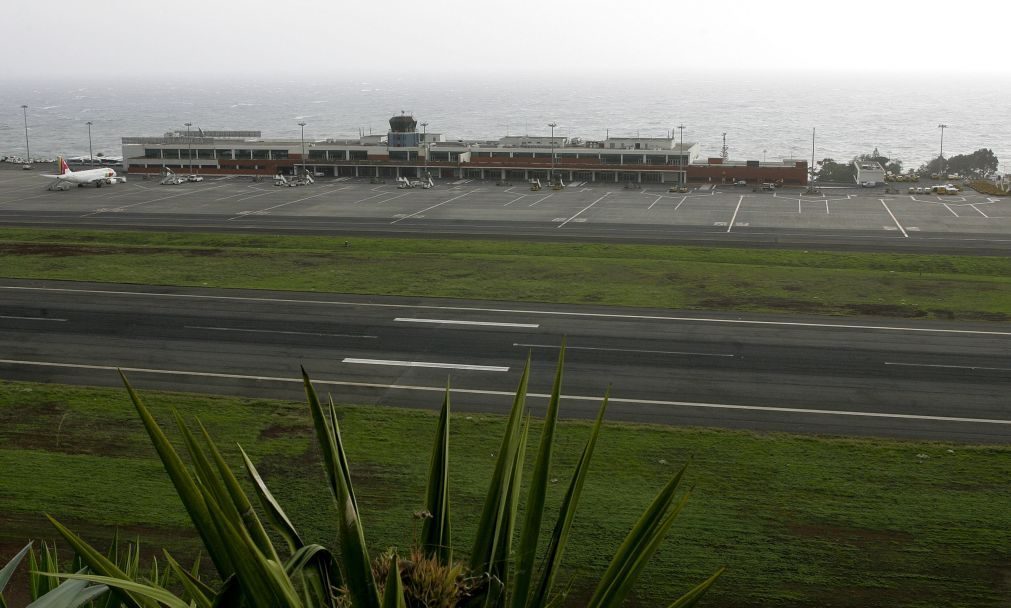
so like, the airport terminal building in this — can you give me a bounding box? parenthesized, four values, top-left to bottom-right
(122, 115, 808, 185)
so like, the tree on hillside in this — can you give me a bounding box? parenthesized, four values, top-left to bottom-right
(917, 148, 999, 178)
(815, 158, 856, 183)
(946, 148, 999, 177)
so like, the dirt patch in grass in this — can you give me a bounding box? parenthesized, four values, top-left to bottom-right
(843, 303, 927, 318)
(786, 521, 913, 548)
(348, 463, 412, 509)
(259, 423, 312, 440)
(0, 244, 177, 256)
(949, 310, 1010, 322)
(781, 582, 937, 608)
(697, 296, 832, 315)
(0, 402, 141, 458)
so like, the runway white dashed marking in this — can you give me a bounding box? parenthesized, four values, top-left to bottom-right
(395, 318, 539, 328)
(2, 358, 1008, 425)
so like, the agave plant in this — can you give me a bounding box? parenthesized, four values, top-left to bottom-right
(0, 542, 109, 608)
(46, 346, 723, 607)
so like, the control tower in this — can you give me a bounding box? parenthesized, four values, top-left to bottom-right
(387, 112, 421, 147)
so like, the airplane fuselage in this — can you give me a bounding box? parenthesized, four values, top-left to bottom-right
(56, 167, 119, 185)
(41, 158, 126, 188)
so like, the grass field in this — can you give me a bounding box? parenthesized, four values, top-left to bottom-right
(2, 379, 1009, 608)
(1, 228, 1010, 320)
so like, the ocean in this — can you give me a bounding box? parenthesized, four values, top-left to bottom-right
(1, 72, 1008, 173)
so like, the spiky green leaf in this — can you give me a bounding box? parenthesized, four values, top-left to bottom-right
(210, 575, 241, 608)
(25, 573, 108, 608)
(511, 341, 566, 607)
(528, 389, 610, 608)
(665, 566, 725, 608)
(303, 368, 380, 608)
(0, 543, 32, 595)
(421, 382, 452, 563)
(118, 371, 233, 578)
(196, 420, 278, 562)
(470, 355, 530, 576)
(47, 575, 188, 608)
(199, 482, 300, 608)
(586, 465, 691, 608)
(163, 552, 212, 608)
(380, 554, 406, 608)
(46, 516, 152, 608)
(239, 446, 304, 552)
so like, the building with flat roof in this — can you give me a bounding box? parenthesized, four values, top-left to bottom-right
(854, 160, 886, 185)
(122, 114, 808, 185)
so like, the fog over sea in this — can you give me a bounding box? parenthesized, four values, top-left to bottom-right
(1, 73, 1008, 172)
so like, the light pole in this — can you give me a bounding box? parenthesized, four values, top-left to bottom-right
(548, 121, 557, 184)
(677, 124, 685, 186)
(298, 121, 307, 178)
(21, 105, 30, 165)
(184, 122, 193, 175)
(86, 121, 94, 166)
(421, 122, 428, 177)
(937, 123, 947, 178)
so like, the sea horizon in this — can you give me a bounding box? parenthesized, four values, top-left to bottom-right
(2, 71, 1008, 173)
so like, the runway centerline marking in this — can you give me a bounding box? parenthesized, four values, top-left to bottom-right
(514, 343, 734, 357)
(185, 325, 377, 339)
(5, 285, 1011, 337)
(342, 358, 508, 372)
(0, 315, 67, 322)
(391, 191, 472, 224)
(558, 193, 609, 228)
(885, 361, 1011, 372)
(1, 358, 1008, 425)
(396, 318, 539, 328)
(727, 195, 744, 232)
(879, 199, 908, 237)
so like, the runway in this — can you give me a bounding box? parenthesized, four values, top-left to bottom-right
(1, 170, 1010, 254)
(2, 279, 1008, 443)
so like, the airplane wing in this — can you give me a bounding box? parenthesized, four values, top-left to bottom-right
(39, 173, 62, 178)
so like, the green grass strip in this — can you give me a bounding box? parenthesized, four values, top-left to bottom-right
(1, 380, 1009, 607)
(1, 228, 1009, 321)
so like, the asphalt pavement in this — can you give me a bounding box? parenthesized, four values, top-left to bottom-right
(1, 169, 1010, 254)
(2, 279, 1008, 443)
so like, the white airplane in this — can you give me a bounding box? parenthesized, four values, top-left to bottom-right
(41, 157, 126, 188)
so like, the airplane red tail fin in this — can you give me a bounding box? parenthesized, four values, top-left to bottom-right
(58, 156, 71, 175)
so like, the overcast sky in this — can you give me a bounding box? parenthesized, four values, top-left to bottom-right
(3, 0, 1008, 79)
